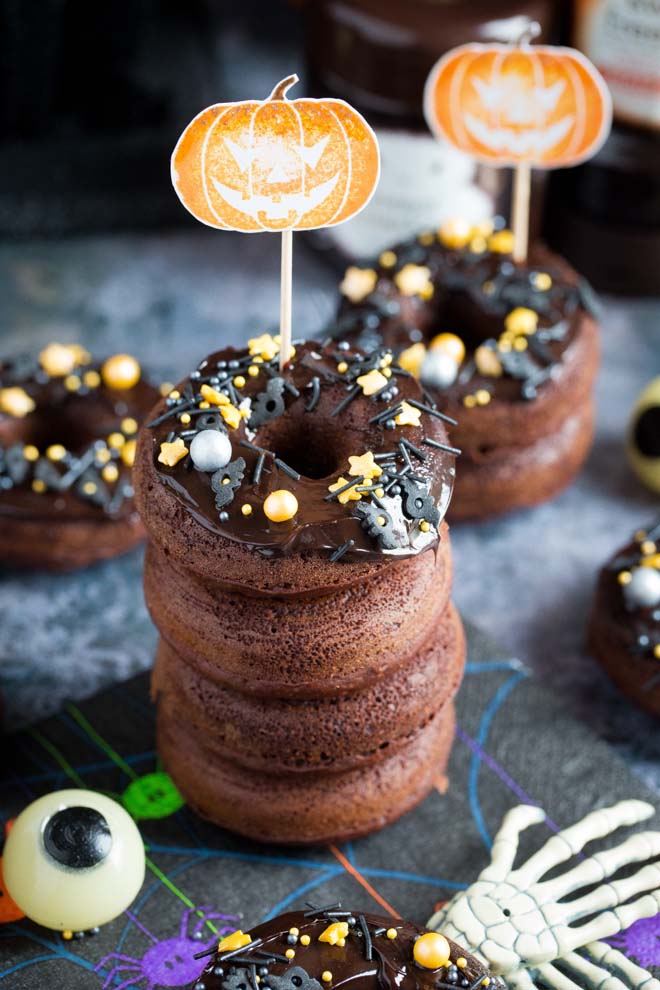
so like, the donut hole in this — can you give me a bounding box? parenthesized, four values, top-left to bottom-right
(258, 416, 352, 481)
(2, 404, 107, 456)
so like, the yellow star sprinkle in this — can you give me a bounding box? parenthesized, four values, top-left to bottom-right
(0, 387, 35, 418)
(398, 342, 426, 378)
(219, 403, 242, 429)
(438, 217, 471, 249)
(394, 401, 421, 427)
(158, 437, 189, 467)
(200, 383, 230, 406)
(348, 451, 382, 480)
(248, 333, 280, 361)
(356, 368, 388, 396)
(394, 264, 433, 300)
(340, 266, 377, 303)
(328, 477, 362, 505)
(217, 931, 252, 953)
(318, 922, 349, 945)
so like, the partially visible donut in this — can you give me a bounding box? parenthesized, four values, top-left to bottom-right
(0, 343, 160, 570)
(334, 218, 600, 520)
(589, 520, 660, 717)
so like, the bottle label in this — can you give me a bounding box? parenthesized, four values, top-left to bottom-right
(328, 128, 494, 259)
(574, 0, 660, 129)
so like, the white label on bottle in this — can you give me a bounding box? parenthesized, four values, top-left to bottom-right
(575, 0, 660, 129)
(329, 129, 494, 259)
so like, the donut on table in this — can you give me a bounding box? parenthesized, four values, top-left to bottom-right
(334, 218, 601, 521)
(0, 342, 160, 570)
(589, 520, 660, 717)
(192, 908, 504, 990)
(134, 334, 464, 843)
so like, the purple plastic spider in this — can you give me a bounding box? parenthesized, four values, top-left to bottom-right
(95, 905, 240, 989)
(608, 913, 660, 972)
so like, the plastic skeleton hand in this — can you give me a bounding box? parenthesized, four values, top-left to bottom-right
(429, 800, 660, 990)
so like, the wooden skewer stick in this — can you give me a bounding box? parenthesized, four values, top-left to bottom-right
(279, 228, 293, 372)
(512, 161, 531, 264)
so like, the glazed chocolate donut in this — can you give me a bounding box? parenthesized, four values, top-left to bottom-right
(192, 908, 504, 990)
(0, 342, 160, 570)
(589, 520, 660, 717)
(334, 219, 600, 521)
(134, 335, 464, 843)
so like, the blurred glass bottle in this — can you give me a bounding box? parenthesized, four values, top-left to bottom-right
(301, 0, 558, 263)
(546, 0, 660, 294)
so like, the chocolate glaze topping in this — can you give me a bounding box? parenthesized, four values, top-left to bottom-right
(334, 228, 599, 405)
(599, 521, 660, 684)
(0, 349, 157, 521)
(192, 909, 504, 990)
(147, 339, 456, 563)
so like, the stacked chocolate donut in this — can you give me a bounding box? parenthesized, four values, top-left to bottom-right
(134, 336, 464, 844)
(335, 220, 600, 520)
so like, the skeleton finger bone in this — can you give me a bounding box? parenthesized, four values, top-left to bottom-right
(538, 832, 660, 906)
(506, 968, 539, 989)
(480, 805, 547, 883)
(587, 941, 660, 990)
(535, 960, 592, 990)
(511, 801, 655, 887)
(558, 950, 633, 990)
(560, 890, 660, 952)
(552, 862, 660, 924)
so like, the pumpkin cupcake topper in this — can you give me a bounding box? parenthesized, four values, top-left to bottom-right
(424, 22, 612, 262)
(172, 74, 380, 368)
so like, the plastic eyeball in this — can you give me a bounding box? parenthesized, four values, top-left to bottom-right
(2, 789, 145, 932)
(420, 350, 459, 389)
(624, 567, 660, 609)
(190, 429, 232, 472)
(628, 377, 660, 493)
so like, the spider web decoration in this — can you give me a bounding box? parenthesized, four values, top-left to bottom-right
(1, 622, 659, 990)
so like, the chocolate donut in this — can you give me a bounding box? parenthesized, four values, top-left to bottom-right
(192, 907, 504, 990)
(334, 219, 600, 521)
(134, 335, 464, 843)
(0, 343, 159, 570)
(589, 520, 660, 717)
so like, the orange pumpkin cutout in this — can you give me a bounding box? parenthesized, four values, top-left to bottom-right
(424, 44, 612, 169)
(0, 820, 24, 924)
(172, 75, 380, 232)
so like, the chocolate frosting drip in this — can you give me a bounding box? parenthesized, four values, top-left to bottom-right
(147, 340, 456, 562)
(0, 351, 158, 521)
(193, 909, 504, 990)
(334, 233, 599, 405)
(599, 523, 660, 680)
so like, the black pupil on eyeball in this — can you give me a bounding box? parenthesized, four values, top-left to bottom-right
(635, 406, 660, 457)
(43, 806, 112, 869)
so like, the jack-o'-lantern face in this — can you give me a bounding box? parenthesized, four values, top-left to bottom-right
(172, 76, 380, 232)
(424, 44, 611, 168)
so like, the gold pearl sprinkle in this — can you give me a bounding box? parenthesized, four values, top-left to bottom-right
(241, 504, 253, 516)
(618, 571, 632, 585)
(248, 365, 260, 377)
(532, 272, 552, 291)
(456, 958, 467, 969)
(64, 374, 81, 391)
(482, 280, 495, 295)
(180, 413, 191, 425)
(376, 515, 386, 526)
(83, 370, 101, 388)
(62, 931, 73, 941)
(642, 541, 657, 555)
(121, 440, 136, 467)
(418, 231, 434, 246)
(475, 389, 491, 406)
(169, 389, 181, 400)
(95, 448, 111, 465)
(374, 487, 385, 498)
(635, 529, 647, 542)
(654, 645, 660, 660)
(285, 949, 295, 960)
(102, 464, 119, 483)
(23, 445, 39, 462)
(82, 481, 97, 495)
(481, 980, 491, 988)
(32, 479, 46, 493)
(108, 432, 125, 449)
(463, 394, 477, 408)
(337, 361, 349, 374)
(159, 382, 174, 397)
(199, 401, 210, 409)
(386, 928, 398, 940)
(300, 935, 310, 946)
(289, 928, 300, 937)
(513, 337, 528, 352)
(46, 444, 67, 462)
(321, 973, 332, 984)
(420, 520, 430, 533)
(121, 417, 138, 435)
(379, 250, 397, 268)
(234, 375, 246, 388)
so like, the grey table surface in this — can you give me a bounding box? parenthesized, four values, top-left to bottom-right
(0, 227, 659, 794)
